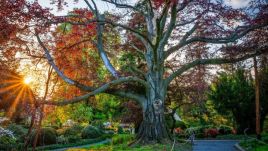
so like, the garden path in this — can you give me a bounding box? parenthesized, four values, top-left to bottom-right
(193, 140, 239, 151)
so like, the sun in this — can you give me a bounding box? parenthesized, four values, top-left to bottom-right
(24, 77, 32, 85)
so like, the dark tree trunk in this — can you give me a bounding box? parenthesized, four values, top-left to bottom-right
(135, 99, 171, 144)
(253, 57, 261, 139)
(23, 107, 36, 151)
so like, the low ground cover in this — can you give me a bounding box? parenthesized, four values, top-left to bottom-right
(66, 134, 192, 151)
(239, 133, 268, 151)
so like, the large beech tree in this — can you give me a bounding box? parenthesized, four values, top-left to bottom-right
(2, 0, 268, 144)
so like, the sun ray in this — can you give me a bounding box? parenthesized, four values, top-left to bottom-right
(0, 71, 37, 118)
(27, 87, 35, 105)
(0, 79, 21, 84)
(0, 83, 22, 93)
(4, 73, 22, 80)
(20, 86, 27, 104)
(7, 86, 25, 117)
(3, 85, 24, 104)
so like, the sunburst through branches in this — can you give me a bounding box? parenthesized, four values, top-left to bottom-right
(0, 71, 35, 118)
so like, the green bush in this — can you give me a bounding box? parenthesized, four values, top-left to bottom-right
(31, 127, 57, 146)
(105, 130, 115, 135)
(67, 135, 81, 143)
(262, 137, 268, 144)
(64, 124, 84, 137)
(112, 134, 134, 145)
(91, 120, 105, 130)
(175, 121, 187, 129)
(56, 128, 65, 136)
(0, 135, 16, 145)
(7, 124, 27, 142)
(217, 125, 233, 135)
(0, 143, 24, 151)
(117, 126, 124, 134)
(57, 135, 68, 144)
(81, 126, 103, 139)
(185, 125, 214, 138)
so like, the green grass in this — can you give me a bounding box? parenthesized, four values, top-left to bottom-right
(0, 134, 113, 151)
(34, 137, 106, 150)
(216, 134, 251, 140)
(66, 134, 192, 151)
(67, 143, 192, 151)
(255, 145, 268, 151)
(239, 136, 268, 151)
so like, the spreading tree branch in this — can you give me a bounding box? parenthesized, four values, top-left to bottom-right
(84, 0, 119, 78)
(165, 21, 268, 59)
(100, 0, 144, 15)
(42, 76, 147, 106)
(36, 33, 95, 91)
(165, 46, 268, 85)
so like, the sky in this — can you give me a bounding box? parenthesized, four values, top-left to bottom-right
(36, 0, 251, 15)
(224, 0, 250, 8)
(37, 0, 135, 15)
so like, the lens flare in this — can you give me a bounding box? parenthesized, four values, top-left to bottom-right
(24, 77, 32, 85)
(0, 72, 35, 118)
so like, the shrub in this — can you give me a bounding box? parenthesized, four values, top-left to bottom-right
(105, 130, 115, 135)
(64, 124, 84, 137)
(112, 134, 134, 145)
(67, 135, 81, 143)
(261, 133, 268, 143)
(204, 128, 219, 138)
(174, 127, 184, 134)
(56, 128, 65, 136)
(0, 135, 16, 145)
(7, 124, 27, 142)
(175, 121, 187, 129)
(57, 135, 68, 144)
(91, 120, 105, 130)
(217, 125, 233, 135)
(0, 126, 16, 146)
(117, 126, 124, 134)
(81, 126, 103, 139)
(31, 127, 57, 146)
(185, 126, 205, 138)
(185, 125, 216, 138)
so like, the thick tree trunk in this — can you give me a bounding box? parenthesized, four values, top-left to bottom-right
(132, 54, 171, 144)
(135, 98, 171, 144)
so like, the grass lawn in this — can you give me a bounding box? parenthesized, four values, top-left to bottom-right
(66, 142, 192, 151)
(255, 145, 268, 151)
(239, 134, 268, 151)
(66, 134, 193, 151)
(240, 141, 268, 151)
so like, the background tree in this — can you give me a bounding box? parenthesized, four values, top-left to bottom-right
(208, 69, 268, 134)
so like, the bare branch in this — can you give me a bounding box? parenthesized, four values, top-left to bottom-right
(100, 0, 144, 15)
(177, 0, 193, 12)
(187, 21, 268, 44)
(165, 21, 268, 59)
(164, 23, 198, 59)
(165, 46, 268, 85)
